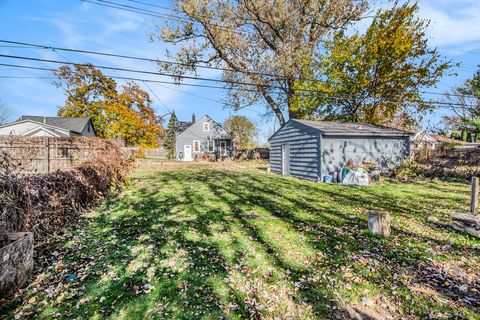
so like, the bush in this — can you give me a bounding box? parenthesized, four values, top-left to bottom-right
(438, 141, 461, 151)
(393, 160, 423, 182)
(0, 144, 133, 236)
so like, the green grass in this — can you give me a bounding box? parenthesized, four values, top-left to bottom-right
(3, 162, 480, 319)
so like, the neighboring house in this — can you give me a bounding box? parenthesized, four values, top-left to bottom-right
(175, 115, 233, 161)
(411, 131, 438, 150)
(0, 116, 96, 137)
(269, 119, 413, 182)
(411, 131, 472, 150)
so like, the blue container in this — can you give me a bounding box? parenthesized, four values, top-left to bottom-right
(323, 175, 333, 183)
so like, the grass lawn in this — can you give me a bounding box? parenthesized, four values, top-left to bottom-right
(2, 161, 480, 319)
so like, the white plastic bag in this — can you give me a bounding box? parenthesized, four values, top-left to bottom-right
(341, 168, 370, 186)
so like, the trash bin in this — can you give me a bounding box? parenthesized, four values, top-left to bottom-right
(323, 175, 333, 183)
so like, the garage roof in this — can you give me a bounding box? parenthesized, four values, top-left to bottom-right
(292, 119, 413, 137)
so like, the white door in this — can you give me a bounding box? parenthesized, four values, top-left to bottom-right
(281, 144, 290, 176)
(184, 145, 192, 161)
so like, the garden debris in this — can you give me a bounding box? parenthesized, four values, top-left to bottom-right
(342, 168, 370, 186)
(410, 260, 480, 308)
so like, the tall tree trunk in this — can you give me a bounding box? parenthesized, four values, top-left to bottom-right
(261, 88, 286, 126)
(286, 79, 300, 120)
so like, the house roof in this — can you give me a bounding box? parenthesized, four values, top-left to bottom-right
(175, 115, 232, 139)
(19, 116, 92, 134)
(174, 121, 192, 134)
(430, 134, 469, 145)
(292, 119, 413, 137)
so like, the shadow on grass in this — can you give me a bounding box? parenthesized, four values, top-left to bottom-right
(3, 167, 478, 319)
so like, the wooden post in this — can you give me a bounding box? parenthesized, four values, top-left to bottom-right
(471, 177, 479, 214)
(368, 211, 391, 237)
(46, 137, 50, 173)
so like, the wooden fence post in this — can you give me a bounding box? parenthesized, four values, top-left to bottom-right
(471, 177, 479, 214)
(46, 137, 50, 173)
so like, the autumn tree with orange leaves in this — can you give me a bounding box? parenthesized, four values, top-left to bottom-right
(54, 64, 164, 148)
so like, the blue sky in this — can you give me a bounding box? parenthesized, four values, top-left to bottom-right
(0, 0, 479, 142)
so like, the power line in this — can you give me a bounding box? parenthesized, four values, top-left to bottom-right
(82, 0, 192, 24)
(0, 53, 278, 89)
(150, 81, 238, 108)
(0, 62, 259, 92)
(126, 0, 172, 11)
(0, 75, 53, 79)
(2, 62, 477, 109)
(83, 0, 239, 34)
(2, 39, 478, 96)
(0, 39, 277, 78)
(81, 0, 480, 82)
(141, 80, 170, 110)
(2, 52, 477, 102)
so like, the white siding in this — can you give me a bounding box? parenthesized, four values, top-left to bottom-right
(0, 121, 70, 137)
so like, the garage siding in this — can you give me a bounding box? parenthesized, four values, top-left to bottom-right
(269, 121, 320, 182)
(321, 136, 410, 177)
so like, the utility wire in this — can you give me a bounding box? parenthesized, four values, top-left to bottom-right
(0, 62, 259, 92)
(126, 0, 172, 11)
(1, 40, 478, 95)
(1, 52, 478, 105)
(82, 0, 240, 34)
(0, 39, 276, 78)
(1, 62, 476, 109)
(82, 0, 192, 23)
(0, 53, 276, 88)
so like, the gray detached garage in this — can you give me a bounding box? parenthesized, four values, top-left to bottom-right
(268, 119, 413, 182)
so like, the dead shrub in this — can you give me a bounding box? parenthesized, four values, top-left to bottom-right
(0, 143, 133, 237)
(393, 160, 423, 182)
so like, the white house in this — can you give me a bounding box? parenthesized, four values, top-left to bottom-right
(0, 116, 96, 137)
(411, 131, 438, 150)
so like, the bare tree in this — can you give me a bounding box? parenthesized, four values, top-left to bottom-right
(445, 70, 480, 139)
(0, 100, 10, 125)
(153, 0, 369, 125)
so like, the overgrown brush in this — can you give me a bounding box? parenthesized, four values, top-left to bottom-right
(393, 160, 423, 182)
(0, 143, 133, 236)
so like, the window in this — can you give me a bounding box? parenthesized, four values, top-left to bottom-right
(193, 140, 200, 152)
(203, 122, 210, 131)
(208, 140, 214, 152)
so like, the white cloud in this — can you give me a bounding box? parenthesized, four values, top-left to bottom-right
(420, 1, 480, 47)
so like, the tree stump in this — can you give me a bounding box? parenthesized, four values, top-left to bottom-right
(368, 211, 391, 237)
(0, 232, 34, 299)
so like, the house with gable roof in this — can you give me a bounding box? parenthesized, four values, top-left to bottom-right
(174, 114, 233, 161)
(0, 116, 96, 137)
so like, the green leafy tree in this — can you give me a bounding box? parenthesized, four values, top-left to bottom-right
(54, 64, 164, 147)
(164, 111, 178, 158)
(291, 2, 452, 128)
(224, 115, 257, 149)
